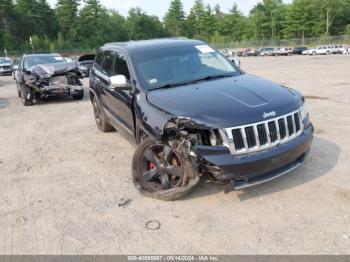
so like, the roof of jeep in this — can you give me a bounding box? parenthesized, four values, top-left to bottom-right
(102, 38, 206, 53)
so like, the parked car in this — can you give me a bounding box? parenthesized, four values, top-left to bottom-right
(0, 57, 12, 75)
(220, 49, 241, 67)
(302, 49, 312, 55)
(89, 39, 313, 200)
(341, 45, 350, 54)
(78, 54, 95, 77)
(63, 57, 75, 63)
(292, 47, 308, 55)
(236, 48, 258, 57)
(310, 45, 333, 55)
(11, 58, 19, 79)
(259, 47, 274, 56)
(15, 53, 84, 106)
(220, 49, 233, 57)
(331, 44, 345, 54)
(273, 47, 293, 56)
(245, 49, 260, 56)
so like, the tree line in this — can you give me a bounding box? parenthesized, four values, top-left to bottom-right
(1, 0, 350, 53)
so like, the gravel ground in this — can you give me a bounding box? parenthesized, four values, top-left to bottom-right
(0, 55, 349, 255)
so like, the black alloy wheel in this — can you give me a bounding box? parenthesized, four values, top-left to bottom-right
(132, 138, 199, 201)
(142, 144, 185, 190)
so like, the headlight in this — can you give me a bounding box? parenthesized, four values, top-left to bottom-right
(300, 101, 308, 120)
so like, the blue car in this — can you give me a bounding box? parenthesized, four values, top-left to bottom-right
(89, 39, 313, 200)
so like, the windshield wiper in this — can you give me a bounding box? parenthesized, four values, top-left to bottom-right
(153, 73, 235, 90)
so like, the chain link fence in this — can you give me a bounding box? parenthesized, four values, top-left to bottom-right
(2, 35, 350, 57)
(1, 48, 95, 58)
(212, 35, 350, 49)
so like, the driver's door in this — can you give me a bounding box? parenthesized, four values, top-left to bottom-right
(104, 50, 135, 144)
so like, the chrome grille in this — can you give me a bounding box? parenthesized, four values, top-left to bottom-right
(224, 110, 303, 155)
(0, 65, 11, 70)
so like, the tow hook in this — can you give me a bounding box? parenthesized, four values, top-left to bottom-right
(224, 180, 236, 194)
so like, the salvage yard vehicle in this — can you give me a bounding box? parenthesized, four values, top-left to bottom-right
(89, 39, 313, 200)
(15, 53, 84, 106)
(0, 57, 12, 75)
(292, 47, 308, 55)
(78, 54, 95, 77)
(310, 45, 333, 55)
(11, 58, 19, 80)
(273, 47, 293, 56)
(258, 47, 274, 56)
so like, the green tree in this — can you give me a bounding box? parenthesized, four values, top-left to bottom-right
(76, 0, 108, 47)
(103, 10, 128, 42)
(316, 0, 350, 36)
(0, 0, 17, 50)
(164, 0, 185, 37)
(126, 7, 168, 40)
(185, 0, 205, 37)
(249, 0, 287, 40)
(56, 0, 79, 39)
(200, 4, 216, 41)
(283, 0, 316, 42)
(221, 3, 247, 41)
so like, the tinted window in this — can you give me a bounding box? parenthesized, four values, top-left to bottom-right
(112, 51, 130, 80)
(101, 51, 114, 76)
(94, 51, 103, 71)
(131, 44, 238, 90)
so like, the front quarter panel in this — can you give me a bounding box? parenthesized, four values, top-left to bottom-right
(134, 90, 172, 142)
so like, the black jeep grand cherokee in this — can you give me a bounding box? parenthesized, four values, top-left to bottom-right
(89, 39, 313, 200)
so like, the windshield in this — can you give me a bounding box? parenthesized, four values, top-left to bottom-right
(24, 55, 64, 69)
(0, 58, 11, 64)
(131, 44, 239, 90)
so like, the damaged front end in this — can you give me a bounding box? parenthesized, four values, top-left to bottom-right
(160, 115, 313, 194)
(23, 62, 84, 98)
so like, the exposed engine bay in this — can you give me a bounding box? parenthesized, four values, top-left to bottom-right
(23, 62, 83, 97)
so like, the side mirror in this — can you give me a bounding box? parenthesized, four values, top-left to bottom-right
(231, 57, 241, 68)
(110, 75, 132, 91)
(12, 65, 19, 70)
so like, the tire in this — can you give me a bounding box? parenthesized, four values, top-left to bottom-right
(72, 90, 84, 100)
(91, 96, 113, 132)
(16, 81, 21, 98)
(132, 137, 200, 201)
(20, 84, 33, 106)
(326, 51, 330, 55)
(312, 52, 316, 56)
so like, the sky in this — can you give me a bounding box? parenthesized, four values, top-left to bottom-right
(46, 0, 270, 18)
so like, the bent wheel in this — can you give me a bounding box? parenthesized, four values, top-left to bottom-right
(132, 138, 199, 201)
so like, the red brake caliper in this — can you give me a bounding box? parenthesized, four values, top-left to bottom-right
(149, 162, 156, 170)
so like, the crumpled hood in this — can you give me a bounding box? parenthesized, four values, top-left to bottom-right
(28, 62, 79, 78)
(147, 74, 301, 128)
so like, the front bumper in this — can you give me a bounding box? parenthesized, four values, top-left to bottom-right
(195, 124, 314, 190)
(0, 69, 12, 75)
(40, 84, 83, 95)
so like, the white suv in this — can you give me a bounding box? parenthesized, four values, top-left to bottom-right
(310, 45, 332, 55)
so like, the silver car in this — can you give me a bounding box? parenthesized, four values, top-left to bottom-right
(0, 57, 12, 75)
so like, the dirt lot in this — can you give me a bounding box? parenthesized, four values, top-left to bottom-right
(0, 55, 349, 255)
